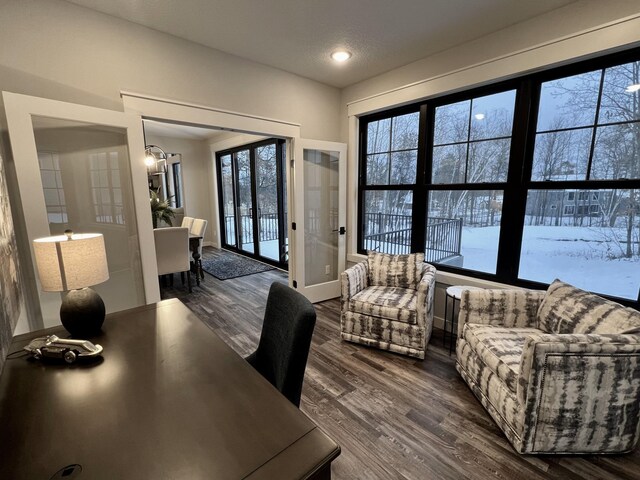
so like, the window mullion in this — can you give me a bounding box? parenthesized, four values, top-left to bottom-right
(496, 79, 534, 282)
(585, 69, 606, 181)
(411, 104, 429, 253)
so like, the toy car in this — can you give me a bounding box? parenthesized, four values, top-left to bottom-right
(24, 335, 103, 364)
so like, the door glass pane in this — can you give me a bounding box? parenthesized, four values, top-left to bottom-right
(236, 149, 254, 253)
(256, 144, 279, 261)
(220, 154, 236, 245)
(32, 115, 145, 313)
(304, 148, 339, 286)
(519, 189, 640, 300)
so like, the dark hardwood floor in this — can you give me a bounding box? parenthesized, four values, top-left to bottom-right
(161, 247, 640, 480)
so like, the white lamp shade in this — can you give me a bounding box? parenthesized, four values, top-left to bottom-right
(33, 233, 109, 292)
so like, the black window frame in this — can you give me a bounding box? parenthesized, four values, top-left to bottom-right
(357, 47, 640, 307)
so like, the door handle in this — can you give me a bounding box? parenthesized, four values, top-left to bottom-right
(332, 226, 346, 235)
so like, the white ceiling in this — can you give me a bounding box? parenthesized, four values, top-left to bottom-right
(67, 0, 578, 88)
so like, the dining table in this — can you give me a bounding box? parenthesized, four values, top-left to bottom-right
(0, 299, 340, 479)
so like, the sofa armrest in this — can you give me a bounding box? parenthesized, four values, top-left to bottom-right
(416, 263, 436, 328)
(340, 261, 369, 309)
(457, 288, 545, 337)
(517, 333, 640, 453)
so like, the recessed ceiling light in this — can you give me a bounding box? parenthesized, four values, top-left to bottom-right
(331, 50, 351, 62)
(625, 84, 640, 93)
(474, 113, 485, 120)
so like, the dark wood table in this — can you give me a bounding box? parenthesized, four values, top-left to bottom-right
(0, 300, 340, 479)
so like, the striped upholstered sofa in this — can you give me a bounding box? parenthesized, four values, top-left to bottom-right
(456, 279, 640, 454)
(340, 252, 436, 359)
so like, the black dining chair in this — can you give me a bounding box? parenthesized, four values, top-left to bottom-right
(245, 282, 316, 408)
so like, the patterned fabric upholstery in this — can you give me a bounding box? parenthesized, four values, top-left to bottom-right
(456, 285, 640, 454)
(350, 285, 417, 324)
(538, 279, 640, 334)
(340, 259, 436, 359)
(367, 251, 425, 289)
(462, 324, 539, 393)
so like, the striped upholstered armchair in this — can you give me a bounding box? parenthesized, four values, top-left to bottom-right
(456, 279, 640, 454)
(340, 251, 436, 359)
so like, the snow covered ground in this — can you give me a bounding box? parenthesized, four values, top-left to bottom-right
(460, 225, 639, 300)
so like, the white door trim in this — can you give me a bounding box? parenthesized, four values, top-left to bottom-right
(121, 92, 302, 289)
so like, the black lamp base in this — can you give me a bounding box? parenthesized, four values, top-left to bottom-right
(60, 288, 105, 337)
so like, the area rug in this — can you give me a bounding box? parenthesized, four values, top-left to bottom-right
(201, 251, 275, 280)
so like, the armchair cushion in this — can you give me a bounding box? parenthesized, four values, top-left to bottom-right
(537, 280, 640, 335)
(462, 324, 540, 393)
(350, 285, 417, 324)
(367, 251, 425, 289)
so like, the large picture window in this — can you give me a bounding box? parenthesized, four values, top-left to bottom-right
(358, 49, 640, 305)
(519, 59, 640, 300)
(361, 110, 419, 254)
(427, 90, 516, 273)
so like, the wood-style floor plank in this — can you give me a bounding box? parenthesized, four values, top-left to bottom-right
(160, 247, 640, 480)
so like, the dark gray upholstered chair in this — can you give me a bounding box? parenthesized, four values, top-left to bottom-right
(245, 282, 316, 407)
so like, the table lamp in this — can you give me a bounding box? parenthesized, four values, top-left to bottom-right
(33, 230, 110, 337)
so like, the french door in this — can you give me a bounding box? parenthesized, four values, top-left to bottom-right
(293, 139, 347, 303)
(3, 92, 159, 328)
(216, 139, 288, 269)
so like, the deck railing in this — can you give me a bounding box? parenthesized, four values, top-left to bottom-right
(424, 216, 463, 263)
(225, 213, 279, 244)
(363, 213, 462, 263)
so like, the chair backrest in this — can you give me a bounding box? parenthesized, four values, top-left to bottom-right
(190, 219, 208, 255)
(251, 282, 316, 407)
(191, 218, 207, 237)
(172, 207, 185, 228)
(181, 216, 195, 231)
(367, 251, 425, 289)
(153, 227, 190, 275)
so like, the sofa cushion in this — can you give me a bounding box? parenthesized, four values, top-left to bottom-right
(537, 280, 640, 335)
(463, 324, 541, 393)
(367, 251, 425, 289)
(349, 285, 417, 324)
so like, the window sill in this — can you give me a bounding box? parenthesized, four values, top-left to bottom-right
(347, 252, 528, 291)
